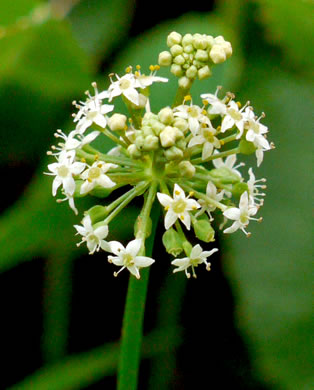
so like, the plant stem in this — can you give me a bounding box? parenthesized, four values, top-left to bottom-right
(117, 184, 159, 390)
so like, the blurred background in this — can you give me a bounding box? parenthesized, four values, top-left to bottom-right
(0, 0, 313, 389)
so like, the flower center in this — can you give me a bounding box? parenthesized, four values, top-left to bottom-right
(88, 234, 99, 244)
(123, 253, 134, 266)
(228, 108, 242, 121)
(119, 79, 131, 90)
(57, 165, 69, 178)
(240, 213, 248, 224)
(250, 120, 260, 133)
(173, 198, 187, 214)
(88, 167, 101, 180)
(203, 128, 214, 142)
(187, 106, 199, 118)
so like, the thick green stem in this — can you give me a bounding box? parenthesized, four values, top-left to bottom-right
(117, 185, 159, 390)
(191, 146, 240, 165)
(172, 85, 192, 108)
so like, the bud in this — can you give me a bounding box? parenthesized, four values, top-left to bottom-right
(167, 31, 182, 47)
(232, 182, 249, 198)
(162, 228, 183, 256)
(186, 65, 198, 79)
(192, 215, 215, 242)
(195, 49, 209, 62)
(160, 126, 176, 147)
(182, 33, 193, 47)
(170, 44, 183, 56)
(142, 135, 159, 151)
(170, 64, 184, 77)
(86, 205, 108, 224)
(129, 93, 147, 109)
(209, 45, 226, 64)
(209, 167, 242, 184)
(150, 119, 165, 135)
(164, 146, 184, 160)
(173, 118, 188, 133)
(192, 33, 208, 50)
(173, 54, 185, 65)
(198, 65, 211, 80)
(158, 51, 172, 67)
(178, 76, 192, 89)
(158, 107, 174, 125)
(127, 144, 142, 158)
(239, 139, 256, 154)
(108, 113, 127, 131)
(179, 160, 196, 178)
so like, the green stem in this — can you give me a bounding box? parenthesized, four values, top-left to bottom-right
(117, 186, 159, 390)
(101, 128, 128, 149)
(191, 146, 240, 165)
(172, 85, 192, 108)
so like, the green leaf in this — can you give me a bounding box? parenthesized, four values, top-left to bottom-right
(68, 0, 136, 63)
(0, 0, 40, 26)
(255, 0, 313, 75)
(222, 60, 313, 390)
(8, 326, 182, 390)
(108, 12, 243, 113)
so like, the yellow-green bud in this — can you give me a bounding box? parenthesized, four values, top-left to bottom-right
(239, 139, 256, 154)
(90, 186, 115, 198)
(142, 135, 159, 151)
(186, 65, 198, 79)
(170, 44, 183, 56)
(158, 51, 172, 67)
(164, 146, 183, 160)
(182, 33, 193, 47)
(205, 35, 215, 48)
(142, 126, 154, 137)
(127, 144, 142, 158)
(209, 167, 241, 184)
(192, 33, 208, 50)
(198, 65, 211, 80)
(173, 54, 185, 65)
(232, 182, 249, 198)
(183, 44, 194, 54)
(192, 216, 215, 243)
(195, 49, 209, 62)
(150, 119, 165, 135)
(179, 161, 196, 178)
(160, 126, 176, 147)
(162, 228, 183, 256)
(178, 76, 192, 89)
(158, 107, 174, 125)
(173, 118, 188, 133)
(209, 45, 226, 64)
(167, 31, 182, 47)
(108, 113, 127, 131)
(170, 64, 184, 77)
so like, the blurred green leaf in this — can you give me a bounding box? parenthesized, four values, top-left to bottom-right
(255, 0, 314, 75)
(0, 20, 91, 98)
(0, 0, 40, 26)
(9, 326, 182, 390)
(68, 0, 135, 64)
(107, 12, 243, 113)
(223, 60, 313, 390)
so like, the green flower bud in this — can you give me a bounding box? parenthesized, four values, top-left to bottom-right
(158, 107, 174, 125)
(170, 44, 183, 56)
(170, 64, 184, 77)
(173, 54, 185, 65)
(239, 139, 256, 154)
(90, 185, 116, 198)
(150, 119, 165, 135)
(205, 35, 215, 48)
(182, 33, 193, 47)
(182, 240, 193, 256)
(179, 160, 196, 178)
(192, 33, 208, 50)
(160, 126, 176, 147)
(135, 134, 145, 149)
(178, 76, 192, 89)
(127, 144, 142, 158)
(108, 113, 127, 131)
(176, 138, 187, 150)
(162, 228, 183, 256)
(198, 65, 212, 80)
(86, 205, 108, 224)
(209, 45, 226, 64)
(173, 118, 188, 133)
(192, 216, 215, 243)
(195, 49, 209, 62)
(209, 167, 242, 184)
(167, 31, 182, 47)
(232, 182, 249, 198)
(142, 125, 154, 137)
(158, 51, 172, 67)
(142, 135, 159, 151)
(186, 65, 198, 79)
(183, 44, 194, 54)
(164, 146, 184, 160)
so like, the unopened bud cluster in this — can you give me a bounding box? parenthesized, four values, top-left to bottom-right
(45, 31, 274, 280)
(159, 32, 232, 87)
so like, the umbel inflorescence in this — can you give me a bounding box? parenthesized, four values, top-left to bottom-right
(46, 32, 274, 279)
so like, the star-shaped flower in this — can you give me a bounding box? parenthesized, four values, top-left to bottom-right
(188, 125, 221, 160)
(223, 191, 259, 236)
(157, 184, 201, 230)
(197, 182, 225, 220)
(171, 244, 218, 278)
(80, 161, 117, 195)
(108, 239, 155, 279)
(221, 100, 248, 136)
(47, 151, 86, 196)
(201, 87, 228, 116)
(174, 100, 211, 135)
(74, 215, 110, 254)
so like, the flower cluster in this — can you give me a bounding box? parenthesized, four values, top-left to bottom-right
(46, 31, 274, 279)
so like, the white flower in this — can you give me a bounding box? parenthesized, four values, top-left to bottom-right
(108, 239, 155, 279)
(196, 182, 225, 220)
(171, 244, 218, 278)
(47, 151, 86, 196)
(223, 191, 260, 236)
(201, 87, 228, 116)
(244, 108, 268, 144)
(73, 83, 114, 133)
(80, 161, 117, 195)
(157, 183, 201, 230)
(56, 192, 78, 215)
(188, 125, 221, 160)
(247, 168, 266, 207)
(134, 65, 168, 88)
(173, 101, 211, 135)
(212, 154, 244, 179)
(51, 129, 100, 155)
(74, 215, 109, 254)
(221, 100, 248, 136)
(100, 73, 142, 106)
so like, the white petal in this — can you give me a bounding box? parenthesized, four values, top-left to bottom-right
(134, 256, 155, 267)
(93, 113, 107, 128)
(63, 176, 76, 195)
(180, 212, 191, 230)
(223, 207, 240, 220)
(224, 221, 240, 234)
(80, 180, 94, 194)
(126, 239, 142, 257)
(74, 225, 87, 236)
(164, 209, 178, 230)
(173, 183, 185, 199)
(190, 244, 203, 259)
(97, 175, 116, 188)
(94, 225, 109, 240)
(52, 177, 62, 196)
(157, 192, 173, 207)
(108, 241, 125, 255)
(124, 88, 139, 105)
(202, 142, 213, 160)
(127, 265, 141, 279)
(239, 191, 249, 210)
